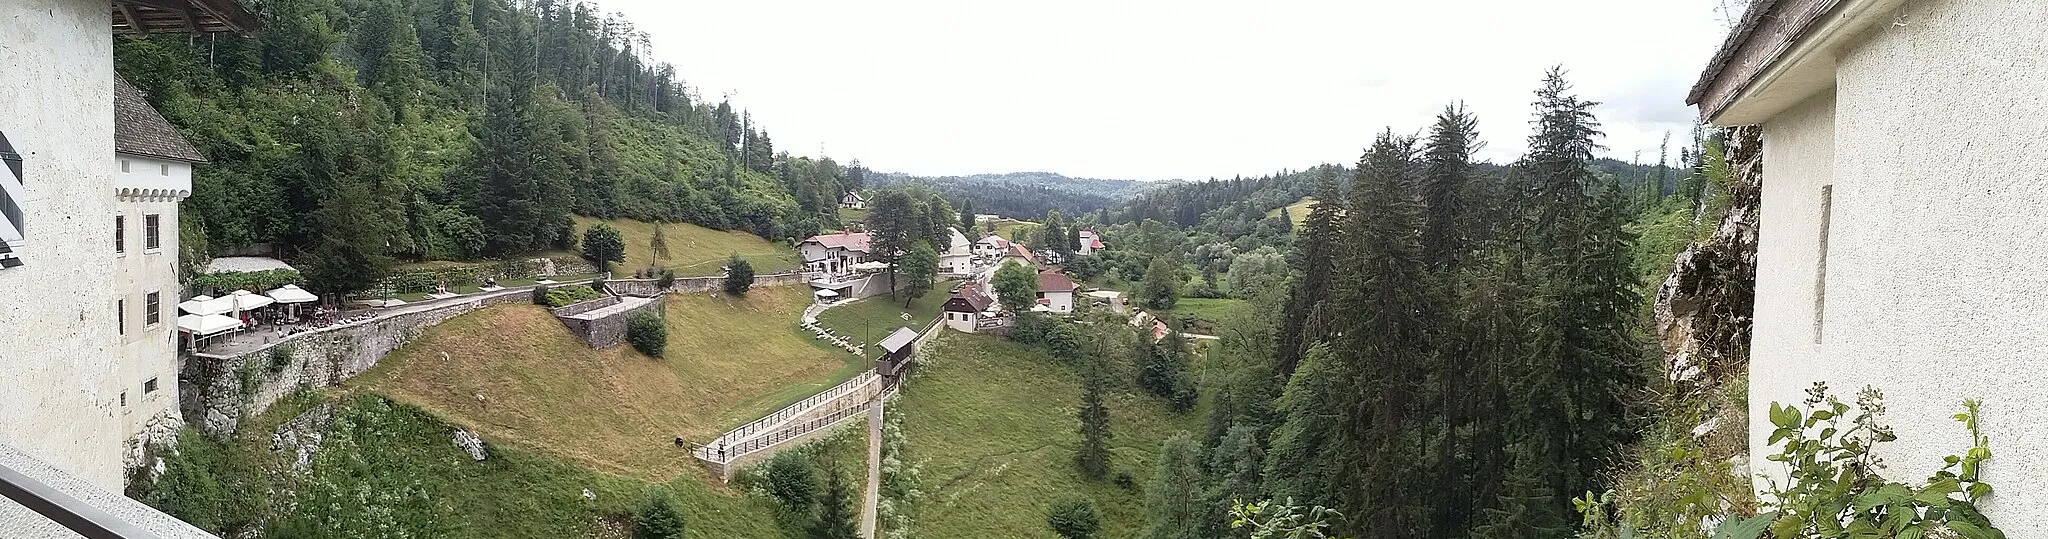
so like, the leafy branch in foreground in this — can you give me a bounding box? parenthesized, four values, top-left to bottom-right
(1587, 383, 2001, 539)
(1229, 499, 1347, 539)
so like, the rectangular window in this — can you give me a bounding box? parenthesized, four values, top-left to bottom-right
(117, 299, 126, 335)
(120, 392, 127, 407)
(120, 160, 130, 173)
(143, 377, 158, 394)
(145, 292, 161, 327)
(144, 214, 161, 251)
(114, 215, 125, 253)
(1814, 185, 1834, 344)
(159, 163, 169, 176)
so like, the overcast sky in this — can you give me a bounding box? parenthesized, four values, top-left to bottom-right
(593, 0, 1735, 181)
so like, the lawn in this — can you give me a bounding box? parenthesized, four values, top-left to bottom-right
(355, 286, 861, 480)
(1158, 297, 1246, 334)
(895, 333, 1203, 539)
(572, 216, 802, 277)
(1266, 196, 1318, 230)
(838, 207, 870, 224)
(980, 218, 1040, 242)
(813, 281, 959, 355)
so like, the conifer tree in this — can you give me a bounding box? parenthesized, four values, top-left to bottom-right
(1142, 433, 1206, 539)
(1326, 130, 1434, 538)
(1075, 362, 1113, 479)
(1274, 170, 1345, 376)
(809, 472, 861, 539)
(959, 200, 976, 233)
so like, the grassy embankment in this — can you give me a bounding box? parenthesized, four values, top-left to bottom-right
(355, 286, 859, 479)
(894, 333, 1204, 538)
(571, 216, 802, 277)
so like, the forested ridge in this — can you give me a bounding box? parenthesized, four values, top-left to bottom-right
(117, 0, 857, 294)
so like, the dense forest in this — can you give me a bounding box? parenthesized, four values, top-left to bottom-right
(116, 0, 855, 294)
(867, 171, 1139, 221)
(1011, 69, 1704, 539)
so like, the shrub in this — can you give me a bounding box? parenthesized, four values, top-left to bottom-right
(626, 313, 666, 358)
(723, 255, 755, 296)
(632, 491, 686, 539)
(531, 284, 551, 306)
(656, 269, 675, 289)
(581, 223, 626, 271)
(1045, 496, 1101, 539)
(763, 450, 821, 512)
(267, 346, 294, 373)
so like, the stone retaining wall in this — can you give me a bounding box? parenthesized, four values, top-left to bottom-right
(607, 270, 810, 297)
(552, 296, 663, 349)
(180, 288, 535, 435)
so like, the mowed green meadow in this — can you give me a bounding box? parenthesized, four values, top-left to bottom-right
(895, 333, 1203, 538)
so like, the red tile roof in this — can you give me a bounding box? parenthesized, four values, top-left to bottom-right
(1037, 270, 1075, 292)
(802, 231, 872, 253)
(1006, 244, 1037, 264)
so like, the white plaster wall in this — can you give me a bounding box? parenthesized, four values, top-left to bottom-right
(114, 157, 191, 194)
(1751, 90, 1836, 493)
(0, 0, 125, 491)
(111, 189, 183, 451)
(1754, 0, 2048, 530)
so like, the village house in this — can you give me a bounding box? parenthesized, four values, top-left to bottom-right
(940, 227, 974, 277)
(839, 190, 866, 210)
(973, 234, 1011, 257)
(1036, 270, 1076, 313)
(1690, 0, 2048, 525)
(798, 230, 873, 277)
(941, 283, 997, 332)
(113, 75, 206, 463)
(1076, 230, 1105, 256)
(1002, 243, 1039, 269)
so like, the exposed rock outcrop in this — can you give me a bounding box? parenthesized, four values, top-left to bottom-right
(1656, 126, 1762, 389)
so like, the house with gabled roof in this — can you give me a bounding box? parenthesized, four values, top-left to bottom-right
(839, 190, 867, 210)
(1076, 230, 1105, 256)
(798, 230, 872, 277)
(942, 284, 997, 333)
(1036, 270, 1076, 313)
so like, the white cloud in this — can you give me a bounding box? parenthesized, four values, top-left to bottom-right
(592, 0, 1730, 180)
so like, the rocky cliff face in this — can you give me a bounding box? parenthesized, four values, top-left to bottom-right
(1656, 126, 1761, 391)
(1652, 126, 1762, 484)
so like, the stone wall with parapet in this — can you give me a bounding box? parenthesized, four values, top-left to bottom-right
(551, 295, 663, 349)
(180, 288, 536, 435)
(607, 270, 811, 297)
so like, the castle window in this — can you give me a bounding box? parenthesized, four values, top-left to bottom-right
(144, 214, 161, 251)
(144, 377, 158, 394)
(145, 292, 161, 327)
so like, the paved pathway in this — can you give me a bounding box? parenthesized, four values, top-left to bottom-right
(859, 400, 884, 539)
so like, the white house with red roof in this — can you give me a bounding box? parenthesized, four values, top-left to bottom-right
(1076, 230, 1105, 256)
(1036, 270, 1076, 313)
(799, 230, 872, 277)
(973, 234, 1010, 257)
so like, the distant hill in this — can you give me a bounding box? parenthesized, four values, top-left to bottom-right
(868, 171, 1154, 220)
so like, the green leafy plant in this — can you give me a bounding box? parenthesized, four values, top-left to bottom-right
(1744, 383, 2001, 539)
(626, 313, 667, 358)
(1230, 498, 1346, 539)
(1046, 496, 1101, 539)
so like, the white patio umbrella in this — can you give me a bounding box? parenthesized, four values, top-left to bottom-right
(228, 289, 275, 311)
(176, 313, 243, 336)
(265, 284, 318, 321)
(177, 313, 244, 349)
(178, 295, 231, 316)
(264, 284, 318, 304)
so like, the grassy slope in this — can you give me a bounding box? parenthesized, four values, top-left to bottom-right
(572, 216, 802, 277)
(1266, 196, 1317, 230)
(356, 286, 857, 480)
(897, 334, 1201, 538)
(838, 207, 870, 224)
(813, 281, 959, 354)
(280, 394, 789, 539)
(1158, 297, 1246, 332)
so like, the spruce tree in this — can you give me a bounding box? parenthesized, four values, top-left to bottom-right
(809, 472, 861, 539)
(1274, 170, 1344, 376)
(1142, 433, 1206, 539)
(1326, 130, 1434, 538)
(1075, 362, 1113, 479)
(959, 199, 976, 234)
